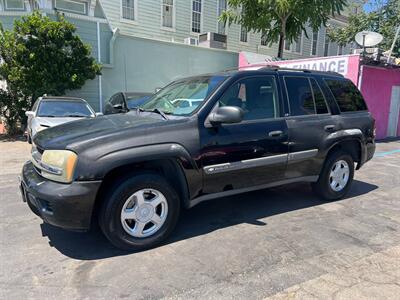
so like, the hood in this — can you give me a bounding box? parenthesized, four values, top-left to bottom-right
(35, 116, 88, 127)
(33, 111, 183, 150)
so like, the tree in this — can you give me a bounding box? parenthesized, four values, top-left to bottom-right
(0, 12, 101, 134)
(220, 0, 346, 59)
(328, 0, 400, 55)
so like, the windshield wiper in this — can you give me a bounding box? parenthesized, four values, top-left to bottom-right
(136, 107, 169, 120)
(151, 108, 168, 120)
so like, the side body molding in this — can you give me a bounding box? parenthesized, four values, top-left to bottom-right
(203, 149, 320, 175)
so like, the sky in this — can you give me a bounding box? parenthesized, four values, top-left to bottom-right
(363, 0, 388, 12)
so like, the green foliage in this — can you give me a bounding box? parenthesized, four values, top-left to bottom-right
(220, 0, 347, 58)
(0, 90, 28, 136)
(327, 0, 400, 55)
(0, 12, 101, 134)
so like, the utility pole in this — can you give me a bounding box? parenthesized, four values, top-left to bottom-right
(387, 25, 400, 64)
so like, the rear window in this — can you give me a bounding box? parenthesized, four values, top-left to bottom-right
(324, 79, 367, 112)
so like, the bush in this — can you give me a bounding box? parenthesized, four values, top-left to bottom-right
(0, 90, 28, 135)
(0, 12, 101, 135)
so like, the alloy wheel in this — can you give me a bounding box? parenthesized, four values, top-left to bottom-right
(329, 160, 350, 192)
(120, 188, 168, 238)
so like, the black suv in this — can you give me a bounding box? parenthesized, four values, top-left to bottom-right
(20, 68, 376, 251)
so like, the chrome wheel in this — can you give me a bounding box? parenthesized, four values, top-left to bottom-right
(329, 160, 350, 192)
(120, 188, 168, 238)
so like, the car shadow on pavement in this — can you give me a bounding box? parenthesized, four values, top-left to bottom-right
(40, 180, 378, 260)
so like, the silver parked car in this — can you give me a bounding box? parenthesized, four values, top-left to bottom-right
(25, 96, 98, 143)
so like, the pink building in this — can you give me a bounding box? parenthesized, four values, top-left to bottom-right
(239, 53, 400, 139)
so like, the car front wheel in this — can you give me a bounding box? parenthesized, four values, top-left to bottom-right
(312, 150, 354, 201)
(99, 173, 180, 251)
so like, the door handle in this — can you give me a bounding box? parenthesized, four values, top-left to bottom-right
(268, 130, 283, 137)
(324, 125, 336, 132)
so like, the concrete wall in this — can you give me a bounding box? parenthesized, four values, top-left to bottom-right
(360, 66, 400, 139)
(100, 34, 238, 106)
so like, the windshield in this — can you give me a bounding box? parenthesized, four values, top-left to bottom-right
(38, 101, 93, 117)
(126, 95, 152, 109)
(141, 75, 227, 115)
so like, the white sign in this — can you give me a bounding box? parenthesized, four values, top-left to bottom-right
(277, 57, 349, 75)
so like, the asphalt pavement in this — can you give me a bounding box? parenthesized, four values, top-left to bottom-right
(0, 138, 399, 299)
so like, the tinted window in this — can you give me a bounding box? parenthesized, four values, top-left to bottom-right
(310, 78, 329, 114)
(110, 93, 124, 106)
(285, 77, 315, 116)
(104, 93, 125, 114)
(126, 95, 151, 109)
(324, 79, 367, 112)
(38, 101, 93, 117)
(219, 76, 279, 120)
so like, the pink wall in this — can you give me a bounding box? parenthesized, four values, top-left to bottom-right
(360, 66, 400, 139)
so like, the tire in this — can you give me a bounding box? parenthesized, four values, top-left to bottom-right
(27, 134, 32, 144)
(99, 173, 180, 251)
(312, 150, 354, 201)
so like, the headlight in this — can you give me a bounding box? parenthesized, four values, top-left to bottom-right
(37, 150, 78, 183)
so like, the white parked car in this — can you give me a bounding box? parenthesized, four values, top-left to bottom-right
(171, 98, 203, 108)
(25, 96, 98, 143)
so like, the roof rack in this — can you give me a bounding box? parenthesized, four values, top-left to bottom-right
(220, 63, 279, 72)
(220, 64, 344, 77)
(259, 66, 344, 76)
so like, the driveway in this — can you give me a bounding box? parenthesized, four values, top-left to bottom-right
(0, 139, 399, 299)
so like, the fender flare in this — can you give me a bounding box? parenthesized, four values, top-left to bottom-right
(323, 129, 366, 169)
(93, 143, 198, 177)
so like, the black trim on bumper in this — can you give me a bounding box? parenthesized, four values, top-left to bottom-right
(366, 142, 376, 162)
(21, 161, 102, 231)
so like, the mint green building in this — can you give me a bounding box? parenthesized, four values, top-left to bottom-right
(0, 0, 360, 111)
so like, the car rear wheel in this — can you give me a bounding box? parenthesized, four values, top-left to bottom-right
(312, 150, 354, 201)
(99, 173, 180, 251)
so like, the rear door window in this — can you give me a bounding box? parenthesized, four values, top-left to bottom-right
(310, 78, 329, 114)
(284, 76, 330, 116)
(324, 79, 367, 112)
(284, 77, 315, 116)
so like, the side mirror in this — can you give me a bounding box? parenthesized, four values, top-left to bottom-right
(208, 106, 244, 126)
(25, 111, 34, 117)
(95, 112, 103, 117)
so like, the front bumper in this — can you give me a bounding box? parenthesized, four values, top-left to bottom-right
(20, 161, 101, 231)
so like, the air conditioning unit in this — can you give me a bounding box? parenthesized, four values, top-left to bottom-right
(198, 32, 227, 50)
(353, 48, 379, 55)
(184, 37, 199, 46)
